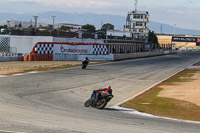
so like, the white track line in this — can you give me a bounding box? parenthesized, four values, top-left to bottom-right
(112, 61, 200, 124)
(0, 71, 39, 78)
(0, 130, 26, 133)
(112, 106, 200, 124)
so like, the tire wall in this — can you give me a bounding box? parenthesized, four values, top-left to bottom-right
(24, 54, 53, 61)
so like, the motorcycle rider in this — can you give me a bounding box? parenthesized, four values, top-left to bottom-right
(93, 85, 112, 102)
(84, 85, 113, 108)
(82, 57, 89, 69)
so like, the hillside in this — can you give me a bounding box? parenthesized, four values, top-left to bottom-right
(1, 11, 200, 36)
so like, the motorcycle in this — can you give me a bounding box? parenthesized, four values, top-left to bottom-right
(82, 59, 89, 69)
(84, 90, 113, 109)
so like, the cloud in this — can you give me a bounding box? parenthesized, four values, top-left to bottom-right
(37, 0, 133, 14)
(142, 4, 200, 30)
(0, 0, 134, 15)
(167, 9, 184, 14)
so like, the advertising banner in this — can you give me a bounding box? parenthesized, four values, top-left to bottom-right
(196, 38, 200, 46)
(197, 38, 200, 43)
(172, 37, 197, 42)
(53, 44, 94, 54)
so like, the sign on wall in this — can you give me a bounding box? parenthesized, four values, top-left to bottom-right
(33, 42, 108, 55)
(172, 37, 197, 42)
(54, 44, 93, 54)
(196, 38, 200, 46)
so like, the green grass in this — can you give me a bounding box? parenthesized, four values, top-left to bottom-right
(121, 69, 200, 121)
(195, 46, 200, 51)
(163, 69, 196, 84)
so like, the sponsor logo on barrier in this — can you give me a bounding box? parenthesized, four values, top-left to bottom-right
(60, 45, 88, 53)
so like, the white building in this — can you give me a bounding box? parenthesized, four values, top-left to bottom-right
(124, 11, 150, 43)
(106, 30, 131, 38)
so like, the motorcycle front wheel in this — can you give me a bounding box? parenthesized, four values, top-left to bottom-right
(84, 99, 90, 107)
(96, 99, 107, 109)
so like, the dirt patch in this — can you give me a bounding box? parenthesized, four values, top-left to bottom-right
(0, 61, 83, 75)
(158, 71, 200, 106)
(121, 69, 200, 121)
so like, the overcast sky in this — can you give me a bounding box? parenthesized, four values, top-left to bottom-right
(0, 0, 200, 30)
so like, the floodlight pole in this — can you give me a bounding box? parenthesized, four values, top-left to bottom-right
(33, 16, 38, 32)
(52, 16, 56, 30)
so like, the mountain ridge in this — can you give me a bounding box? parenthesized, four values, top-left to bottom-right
(1, 11, 200, 36)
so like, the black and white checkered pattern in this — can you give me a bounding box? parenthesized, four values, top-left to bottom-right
(0, 37, 10, 52)
(35, 44, 54, 54)
(93, 45, 108, 55)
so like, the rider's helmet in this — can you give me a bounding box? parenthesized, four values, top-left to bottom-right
(107, 85, 111, 89)
(86, 57, 88, 60)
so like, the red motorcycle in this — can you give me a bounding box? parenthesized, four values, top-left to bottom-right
(84, 89, 113, 109)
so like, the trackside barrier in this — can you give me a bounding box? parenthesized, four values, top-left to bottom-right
(27, 42, 108, 61)
(27, 42, 176, 61)
(0, 56, 24, 62)
(24, 54, 53, 61)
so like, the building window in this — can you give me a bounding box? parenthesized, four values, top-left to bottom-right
(136, 22, 143, 26)
(133, 14, 143, 19)
(139, 29, 144, 32)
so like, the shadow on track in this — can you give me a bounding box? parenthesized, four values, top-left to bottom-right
(103, 108, 135, 112)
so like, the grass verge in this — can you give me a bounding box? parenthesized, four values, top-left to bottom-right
(193, 62, 200, 66)
(121, 69, 200, 121)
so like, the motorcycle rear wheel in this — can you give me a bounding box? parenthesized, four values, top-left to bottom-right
(96, 99, 107, 109)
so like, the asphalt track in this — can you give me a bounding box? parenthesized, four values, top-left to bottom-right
(0, 52, 200, 133)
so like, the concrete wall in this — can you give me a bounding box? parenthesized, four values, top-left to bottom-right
(0, 56, 23, 62)
(157, 35, 172, 44)
(113, 51, 169, 60)
(53, 54, 114, 61)
(7, 36, 103, 55)
(10, 36, 53, 55)
(53, 51, 174, 61)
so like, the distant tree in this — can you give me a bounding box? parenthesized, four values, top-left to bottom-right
(60, 26, 70, 32)
(148, 30, 158, 44)
(0, 28, 9, 34)
(148, 30, 159, 49)
(0, 25, 7, 29)
(81, 24, 96, 33)
(101, 23, 114, 31)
